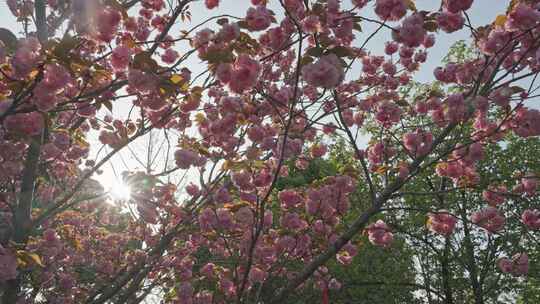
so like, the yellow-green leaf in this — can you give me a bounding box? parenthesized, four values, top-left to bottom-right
(26, 253, 44, 267)
(375, 166, 389, 175)
(16, 250, 45, 267)
(170, 74, 183, 84)
(224, 201, 250, 212)
(494, 15, 507, 27)
(181, 82, 190, 92)
(405, 0, 416, 11)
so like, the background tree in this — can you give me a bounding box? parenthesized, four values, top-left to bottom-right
(270, 140, 417, 304)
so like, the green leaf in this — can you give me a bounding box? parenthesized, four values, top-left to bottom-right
(306, 47, 324, 58)
(217, 18, 229, 25)
(237, 20, 249, 29)
(300, 55, 314, 67)
(132, 51, 159, 71)
(329, 46, 353, 58)
(103, 100, 113, 112)
(423, 20, 438, 32)
(510, 86, 525, 94)
(53, 35, 79, 63)
(0, 28, 18, 52)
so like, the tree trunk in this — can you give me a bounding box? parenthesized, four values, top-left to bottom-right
(442, 236, 454, 304)
(460, 203, 484, 304)
(1, 1, 47, 303)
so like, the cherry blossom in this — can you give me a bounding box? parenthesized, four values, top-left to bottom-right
(366, 220, 394, 247)
(471, 207, 506, 233)
(498, 253, 529, 276)
(427, 211, 457, 236)
(374, 0, 407, 21)
(522, 209, 540, 230)
(246, 5, 273, 31)
(301, 54, 345, 89)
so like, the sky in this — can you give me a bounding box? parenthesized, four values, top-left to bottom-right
(0, 0, 513, 197)
(164, 0, 509, 83)
(0, 0, 509, 80)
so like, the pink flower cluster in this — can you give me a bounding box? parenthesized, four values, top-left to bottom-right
(403, 129, 433, 156)
(444, 0, 473, 13)
(32, 63, 72, 112)
(478, 29, 512, 55)
(366, 220, 393, 247)
(137, 200, 159, 224)
(279, 190, 303, 209)
(280, 211, 308, 230)
(427, 211, 457, 236)
(11, 37, 41, 79)
(128, 69, 158, 93)
(521, 209, 540, 230)
(367, 141, 396, 167)
(3, 112, 44, 136)
(245, 6, 273, 31)
(435, 161, 476, 185)
(471, 207, 505, 233)
(444, 93, 467, 123)
(310, 143, 327, 158)
(513, 174, 538, 196)
(217, 22, 241, 43)
(395, 14, 426, 47)
(437, 11, 465, 33)
(505, 4, 540, 32)
(259, 27, 290, 51)
(374, 0, 407, 21)
(434, 64, 459, 84)
(111, 45, 132, 71)
(305, 175, 356, 219)
(375, 101, 402, 127)
(94, 7, 122, 42)
(174, 149, 205, 169)
(482, 185, 507, 207)
(498, 253, 529, 276)
(301, 54, 345, 89)
(302, 15, 321, 33)
(216, 55, 261, 94)
(205, 0, 219, 9)
(511, 108, 540, 138)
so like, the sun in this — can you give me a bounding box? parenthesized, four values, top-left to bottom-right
(109, 179, 132, 201)
(97, 171, 132, 202)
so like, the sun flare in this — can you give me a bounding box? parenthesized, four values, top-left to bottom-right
(98, 173, 132, 202)
(109, 181, 132, 201)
